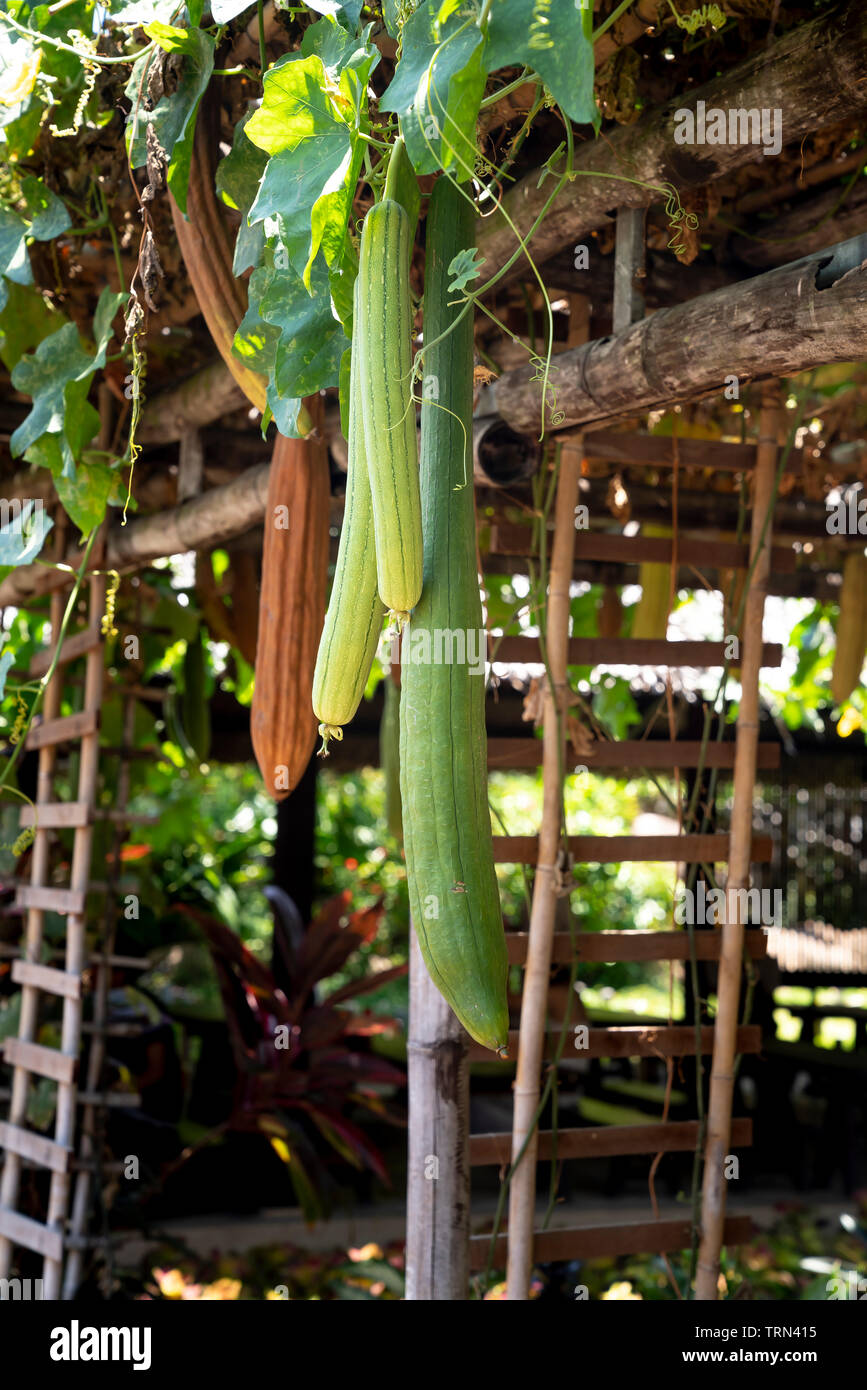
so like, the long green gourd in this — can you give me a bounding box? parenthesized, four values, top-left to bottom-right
(356, 196, 423, 625)
(400, 177, 509, 1054)
(312, 278, 386, 751)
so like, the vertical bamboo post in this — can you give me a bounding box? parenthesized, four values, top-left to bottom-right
(695, 384, 783, 1300)
(506, 441, 583, 1300)
(405, 925, 469, 1300)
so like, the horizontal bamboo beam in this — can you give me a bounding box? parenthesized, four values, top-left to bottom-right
(475, 2, 867, 285)
(470, 1117, 753, 1166)
(0, 465, 271, 608)
(504, 929, 769, 966)
(493, 234, 867, 433)
(469, 1215, 753, 1269)
(492, 834, 773, 864)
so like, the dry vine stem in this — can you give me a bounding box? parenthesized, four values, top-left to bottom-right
(506, 440, 583, 1300)
(695, 384, 784, 1299)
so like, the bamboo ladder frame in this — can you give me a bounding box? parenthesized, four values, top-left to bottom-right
(0, 532, 105, 1299)
(695, 386, 784, 1299)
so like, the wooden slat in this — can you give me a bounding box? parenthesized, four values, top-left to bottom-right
(583, 429, 804, 475)
(0, 1207, 64, 1262)
(469, 1214, 753, 1269)
(0, 1121, 72, 1174)
(28, 624, 102, 678)
(470, 1117, 752, 1166)
(3, 1037, 77, 1085)
(469, 1024, 761, 1063)
(76, 1091, 141, 1108)
(492, 636, 783, 668)
(18, 800, 92, 829)
(490, 523, 796, 572)
(25, 709, 99, 750)
(505, 929, 769, 966)
(493, 834, 773, 864)
(11, 959, 83, 1000)
(15, 884, 87, 916)
(487, 738, 780, 771)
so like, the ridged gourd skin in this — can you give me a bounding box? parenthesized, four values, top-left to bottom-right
(312, 283, 386, 749)
(399, 177, 509, 1055)
(356, 199, 423, 624)
(831, 550, 867, 704)
(380, 674, 403, 841)
(251, 402, 330, 798)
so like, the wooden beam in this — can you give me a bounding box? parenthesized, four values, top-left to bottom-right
(0, 465, 271, 609)
(0, 1207, 64, 1263)
(475, 2, 867, 285)
(138, 361, 249, 446)
(492, 834, 773, 864)
(469, 1215, 753, 1269)
(14, 885, 87, 916)
(28, 625, 102, 678)
(470, 1117, 752, 1166)
(3, 1038, 77, 1085)
(18, 801, 92, 830)
(490, 522, 796, 572)
(492, 234, 867, 433)
(488, 739, 780, 771)
(505, 929, 769, 966)
(491, 636, 783, 669)
(468, 1024, 761, 1063)
(11, 960, 83, 1000)
(582, 430, 805, 475)
(25, 710, 99, 751)
(0, 1122, 72, 1174)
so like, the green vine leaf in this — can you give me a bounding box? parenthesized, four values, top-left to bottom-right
(9, 287, 125, 479)
(215, 105, 268, 276)
(305, 1, 364, 24)
(246, 33, 376, 291)
(0, 208, 33, 309)
(379, 2, 486, 178)
(234, 246, 347, 437)
(209, 0, 256, 21)
(447, 246, 485, 294)
(0, 282, 64, 373)
(21, 176, 71, 241)
(0, 500, 53, 570)
(0, 645, 14, 702)
(125, 22, 215, 215)
(54, 455, 118, 535)
(485, 0, 598, 129)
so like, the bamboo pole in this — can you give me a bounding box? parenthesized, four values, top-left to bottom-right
(405, 926, 469, 1301)
(695, 385, 784, 1300)
(505, 441, 583, 1300)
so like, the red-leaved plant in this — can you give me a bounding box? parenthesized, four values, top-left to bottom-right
(178, 890, 406, 1219)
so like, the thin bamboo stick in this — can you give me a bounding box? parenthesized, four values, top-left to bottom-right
(505, 442, 583, 1300)
(405, 927, 469, 1300)
(694, 386, 784, 1300)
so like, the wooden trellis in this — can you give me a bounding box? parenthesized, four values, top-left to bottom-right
(0, 548, 105, 1299)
